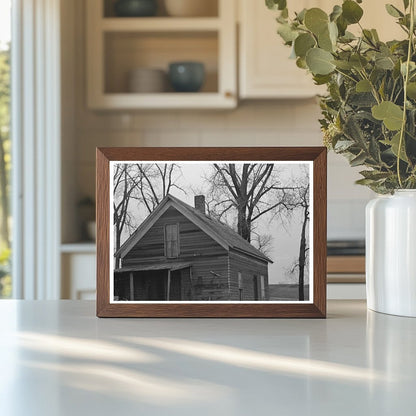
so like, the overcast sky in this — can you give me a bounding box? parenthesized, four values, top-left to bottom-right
(114, 162, 311, 285)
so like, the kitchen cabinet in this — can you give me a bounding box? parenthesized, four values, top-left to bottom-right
(86, 0, 237, 109)
(239, 0, 325, 99)
(61, 244, 96, 300)
(238, 0, 404, 99)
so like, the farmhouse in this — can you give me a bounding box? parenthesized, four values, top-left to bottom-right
(114, 194, 272, 301)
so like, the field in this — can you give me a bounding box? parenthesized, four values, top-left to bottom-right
(268, 284, 310, 301)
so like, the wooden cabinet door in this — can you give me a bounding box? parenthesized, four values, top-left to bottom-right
(238, 0, 404, 99)
(239, 0, 327, 99)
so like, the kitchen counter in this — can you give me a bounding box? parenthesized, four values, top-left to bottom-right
(0, 300, 415, 415)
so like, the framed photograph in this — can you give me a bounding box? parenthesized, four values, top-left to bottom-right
(96, 147, 327, 318)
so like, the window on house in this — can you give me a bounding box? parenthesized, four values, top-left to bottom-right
(253, 275, 259, 300)
(260, 275, 266, 300)
(165, 223, 179, 258)
(238, 271, 243, 301)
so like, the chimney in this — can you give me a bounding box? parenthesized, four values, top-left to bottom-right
(194, 195, 206, 214)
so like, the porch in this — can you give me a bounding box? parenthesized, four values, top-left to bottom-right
(114, 262, 192, 301)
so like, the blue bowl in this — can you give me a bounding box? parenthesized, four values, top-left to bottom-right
(168, 62, 205, 93)
(114, 0, 157, 17)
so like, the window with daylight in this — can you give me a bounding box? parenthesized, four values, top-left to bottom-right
(165, 223, 179, 258)
(0, 0, 11, 298)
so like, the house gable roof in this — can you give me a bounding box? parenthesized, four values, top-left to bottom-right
(116, 194, 272, 263)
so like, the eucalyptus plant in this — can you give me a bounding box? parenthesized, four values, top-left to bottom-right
(266, 0, 416, 193)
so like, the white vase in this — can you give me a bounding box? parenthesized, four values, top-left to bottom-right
(366, 190, 416, 317)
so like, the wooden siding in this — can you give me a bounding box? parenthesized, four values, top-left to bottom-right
(189, 255, 229, 301)
(119, 206, 271, 302)
(123, 206, 227, 265)
(120, 206, 230, 301)
(228, 250, 269, 301)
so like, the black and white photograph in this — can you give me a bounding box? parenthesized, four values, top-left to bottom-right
(111, 161, 313, 303)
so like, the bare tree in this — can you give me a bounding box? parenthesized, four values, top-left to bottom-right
(207, 163, 298, 243)
(251, 231, 273, 257)
(113, 164, 139, 254)
(296, 183, 310, 301)
(133, 163, 185, 215)
(286, 166, 310, 301)
(113, 163, 185, 254)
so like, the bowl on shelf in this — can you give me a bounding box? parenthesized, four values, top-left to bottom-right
(164, 0, 218, 17)
(168, 61, 205, 92)
(114, 0, 158, 17)
(128, 68, 167, 93)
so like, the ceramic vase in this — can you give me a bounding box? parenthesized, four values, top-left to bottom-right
(366, 190, 416, 317)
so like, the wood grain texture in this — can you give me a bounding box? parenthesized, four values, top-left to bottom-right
(96, 147, 327, 318)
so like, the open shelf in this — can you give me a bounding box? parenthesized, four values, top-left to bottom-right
(87, 0, 236, 109)
(104, 31, 218, 94)
(103, 0, 219, 18)
(91, 92, 235, 109)
(102, 17, 220, 32)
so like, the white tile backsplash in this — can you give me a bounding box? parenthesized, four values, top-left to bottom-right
(74, 100, 371, 240)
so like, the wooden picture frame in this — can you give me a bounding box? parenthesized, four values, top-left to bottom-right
(96, 147, 327, 318)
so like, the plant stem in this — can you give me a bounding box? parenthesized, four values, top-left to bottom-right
(398, 0, 415, 188)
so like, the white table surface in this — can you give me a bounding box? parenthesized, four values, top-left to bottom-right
(0, 300, 415, 416)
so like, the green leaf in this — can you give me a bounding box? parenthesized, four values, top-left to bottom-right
(304, 8, 329, 35)
(294, 33, 316, 58)
(372, 101, 404, 131)
(350, 152, 368, 167)
(371, 29, 380, 42)
(342, 0, 364, 24)
(296, 57, 308, 69)
(355, 178, 377, 186)
(330, 5, 342, 22)
(356, 79, 372, 92)
(375, 55, 395, 70)
(339, 31, 356, 43)
(334, 140, 355, 151)
(336, 15, 348, 36)
(306, 48, 335, 75)
(277, 23, 298, 43)
(328, 21, 338, 44)
(363, 29, 376, 45)
(407, 82, 416, 99)
(266, 0, 287, 11)
(350, 54, 368, 70)
(382, 132, 409, 162)
(296, 8, 307, 23)
(313, 74, 332, 85)
(333, 60, 352, 70)
(318, 27, 334, 52)
(385, 4, 403, 18)
(403, 0, 410, 10)
(401, 61, 416, 76)
(360, 170, 391, 181)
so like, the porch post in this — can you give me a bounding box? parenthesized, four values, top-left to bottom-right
(167, 269, 171, 301)
(129, 272, 134, 300)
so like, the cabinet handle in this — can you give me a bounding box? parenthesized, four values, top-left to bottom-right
(224, 91, 234, 99)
